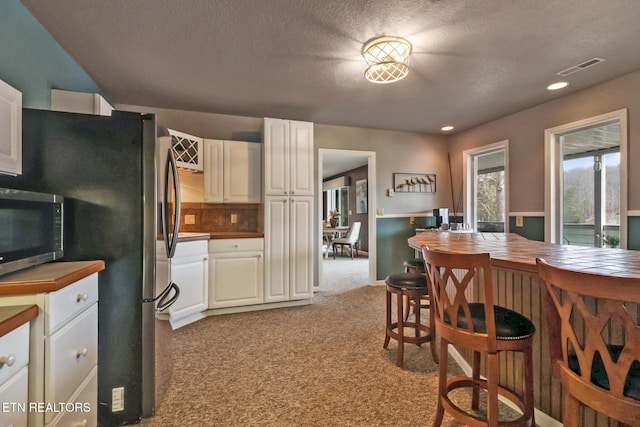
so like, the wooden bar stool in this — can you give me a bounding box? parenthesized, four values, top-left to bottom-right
(537, 258, 640, 427)
(402, 258, 430, 321)
(383, 272, 438, 367)
(422, 246, 536, 427)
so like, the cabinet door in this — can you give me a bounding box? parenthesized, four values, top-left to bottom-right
(168, 128, 204, 171)
(0, 78, 22, 175)
(289, 121, 314, 196)
(169, 252, 209, 327)
(203, 139, 224, 202)
(290, 196, 314, 300)
(209, 251, 263, 308)
(223, 141, 262, 203)
(264, 197, 290, 302)
(263, 118, 290, 196)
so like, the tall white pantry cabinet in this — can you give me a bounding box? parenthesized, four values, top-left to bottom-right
(263, 118, 314, 303)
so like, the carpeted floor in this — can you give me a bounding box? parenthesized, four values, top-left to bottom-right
(140, 281, 486, 427)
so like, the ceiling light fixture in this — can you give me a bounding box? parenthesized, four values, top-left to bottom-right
(547, 81, 569, 91)
(441, 125, 454, 131)
(362, 36, 412, 84)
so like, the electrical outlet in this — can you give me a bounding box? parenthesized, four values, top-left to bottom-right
(185, 214, 196, 225)
(230, 214, 238, 224)
(377, 208, 384, 216)
(112, 387, 124, 412)
(516, 216, 524, 227)
(410, 216, 415, 224)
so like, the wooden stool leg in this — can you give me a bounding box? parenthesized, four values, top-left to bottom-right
(414, 297, 421, 344)
(434, 338, 449, 427)
(383, 288, 391, 349)
(471, 350, 481, 410)
(524, 345, 535, 425)
(428, 300, 438, 364)
(563, 392, 580, 427)
(486, 352, 500, 427)
(396, 290, 404, 367)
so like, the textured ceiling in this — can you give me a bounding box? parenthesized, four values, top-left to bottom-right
(20, 0, 640, 134)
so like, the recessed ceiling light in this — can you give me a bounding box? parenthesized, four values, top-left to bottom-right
(441, 125, 454, 131)
(547, 81, 569, 91)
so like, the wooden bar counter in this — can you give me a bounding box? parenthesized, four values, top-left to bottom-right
(408, 231, 638, 427)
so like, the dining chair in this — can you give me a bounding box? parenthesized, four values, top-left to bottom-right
(537, 258, 640, 427)
(332, 222, 361, 259)
(422, 246, 536, 427)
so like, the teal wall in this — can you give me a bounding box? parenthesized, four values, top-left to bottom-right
(376, 217, 428, 280)
(0, 0, 105, 108)
(509, 216, 545, 241)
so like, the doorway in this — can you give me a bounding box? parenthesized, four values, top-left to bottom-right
(317, 149, 376, 291)
(463, 141, 509, 233)
(545, 109, 628, 248)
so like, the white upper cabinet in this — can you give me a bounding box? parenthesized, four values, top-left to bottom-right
(51, 89, 113, 116)
(204, 139, 262, 203)
(0, 78, 22, 176)
(263, 118, 314, 196)
(168, 128, 204, 171)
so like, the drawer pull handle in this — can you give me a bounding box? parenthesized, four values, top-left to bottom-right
(76, 348, 88, 358)
(0, 353, 16, 368)
(77, 293, 89, 302)
(234, 244, 240, 248)
(74, 419, 88, 427)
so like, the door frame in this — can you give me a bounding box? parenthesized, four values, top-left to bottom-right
(463, 140, 510, 233)
(317, 149, 377, 290)
(544, 108, 628, 247)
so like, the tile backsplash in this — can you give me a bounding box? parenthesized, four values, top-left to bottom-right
(180, 203, 263, 232)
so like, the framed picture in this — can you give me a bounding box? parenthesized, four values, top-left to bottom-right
(393, 173, 436, 193)
(356, 178, 368, 213)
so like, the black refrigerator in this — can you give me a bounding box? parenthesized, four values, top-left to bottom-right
(0, 108, 174, 426)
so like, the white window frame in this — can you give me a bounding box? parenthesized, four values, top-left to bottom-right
(463, 140, 509, 233)
(544, 108, 628, 248)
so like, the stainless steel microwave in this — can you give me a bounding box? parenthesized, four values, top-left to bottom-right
(0, 188, 64, 276)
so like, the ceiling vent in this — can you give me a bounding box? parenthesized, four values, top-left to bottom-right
(556, 57, 605, 76)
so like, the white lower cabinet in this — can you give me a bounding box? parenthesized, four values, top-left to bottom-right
(208, 239, 264, 309)
(0, 322, 30, 427)
(0, 272, 98, 427)
(156, 240, 209, 329)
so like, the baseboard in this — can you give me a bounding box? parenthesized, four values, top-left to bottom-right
(447, 345, 562, 427)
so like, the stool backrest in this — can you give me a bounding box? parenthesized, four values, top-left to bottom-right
(536, 258, 640, 424)
(422, 246, 497, 352)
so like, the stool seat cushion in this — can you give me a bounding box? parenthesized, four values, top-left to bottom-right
(385, 272, 427, 290)
(567, 345, 640, 400)
(444, 303, 535, 340)
(403, 258, 425, 272)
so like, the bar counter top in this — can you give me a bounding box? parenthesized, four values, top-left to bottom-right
(409, 231, 640, 277)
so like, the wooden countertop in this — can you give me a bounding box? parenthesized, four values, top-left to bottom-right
(158, 232, 264, 242)
(0, 304, 38, 338)
(0, 260, 105, 296)
(409, 232, 640, 277)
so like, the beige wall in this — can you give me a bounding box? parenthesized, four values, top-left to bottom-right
(446, 70, 640, 213)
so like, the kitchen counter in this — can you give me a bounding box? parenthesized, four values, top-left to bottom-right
(0, 304, 38, 338)
(0, 260, 105, 296)
(409, 231, 640, 277)
(158, 232, 264, 242)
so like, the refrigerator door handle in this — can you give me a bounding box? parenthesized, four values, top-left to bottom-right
(162, 148, 181, 258)
(155, 281, 180, 312)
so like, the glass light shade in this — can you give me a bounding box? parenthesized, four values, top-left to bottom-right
(362, 36, 412, 84)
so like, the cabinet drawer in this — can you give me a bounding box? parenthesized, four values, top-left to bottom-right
(0, 365, 28, 427)
(47, 273, 98, 334)
(0, 322, 29, 386)
(46, 303, 97, 413)
(48, 366, 97, 427)
(209, 238, 264, 253)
